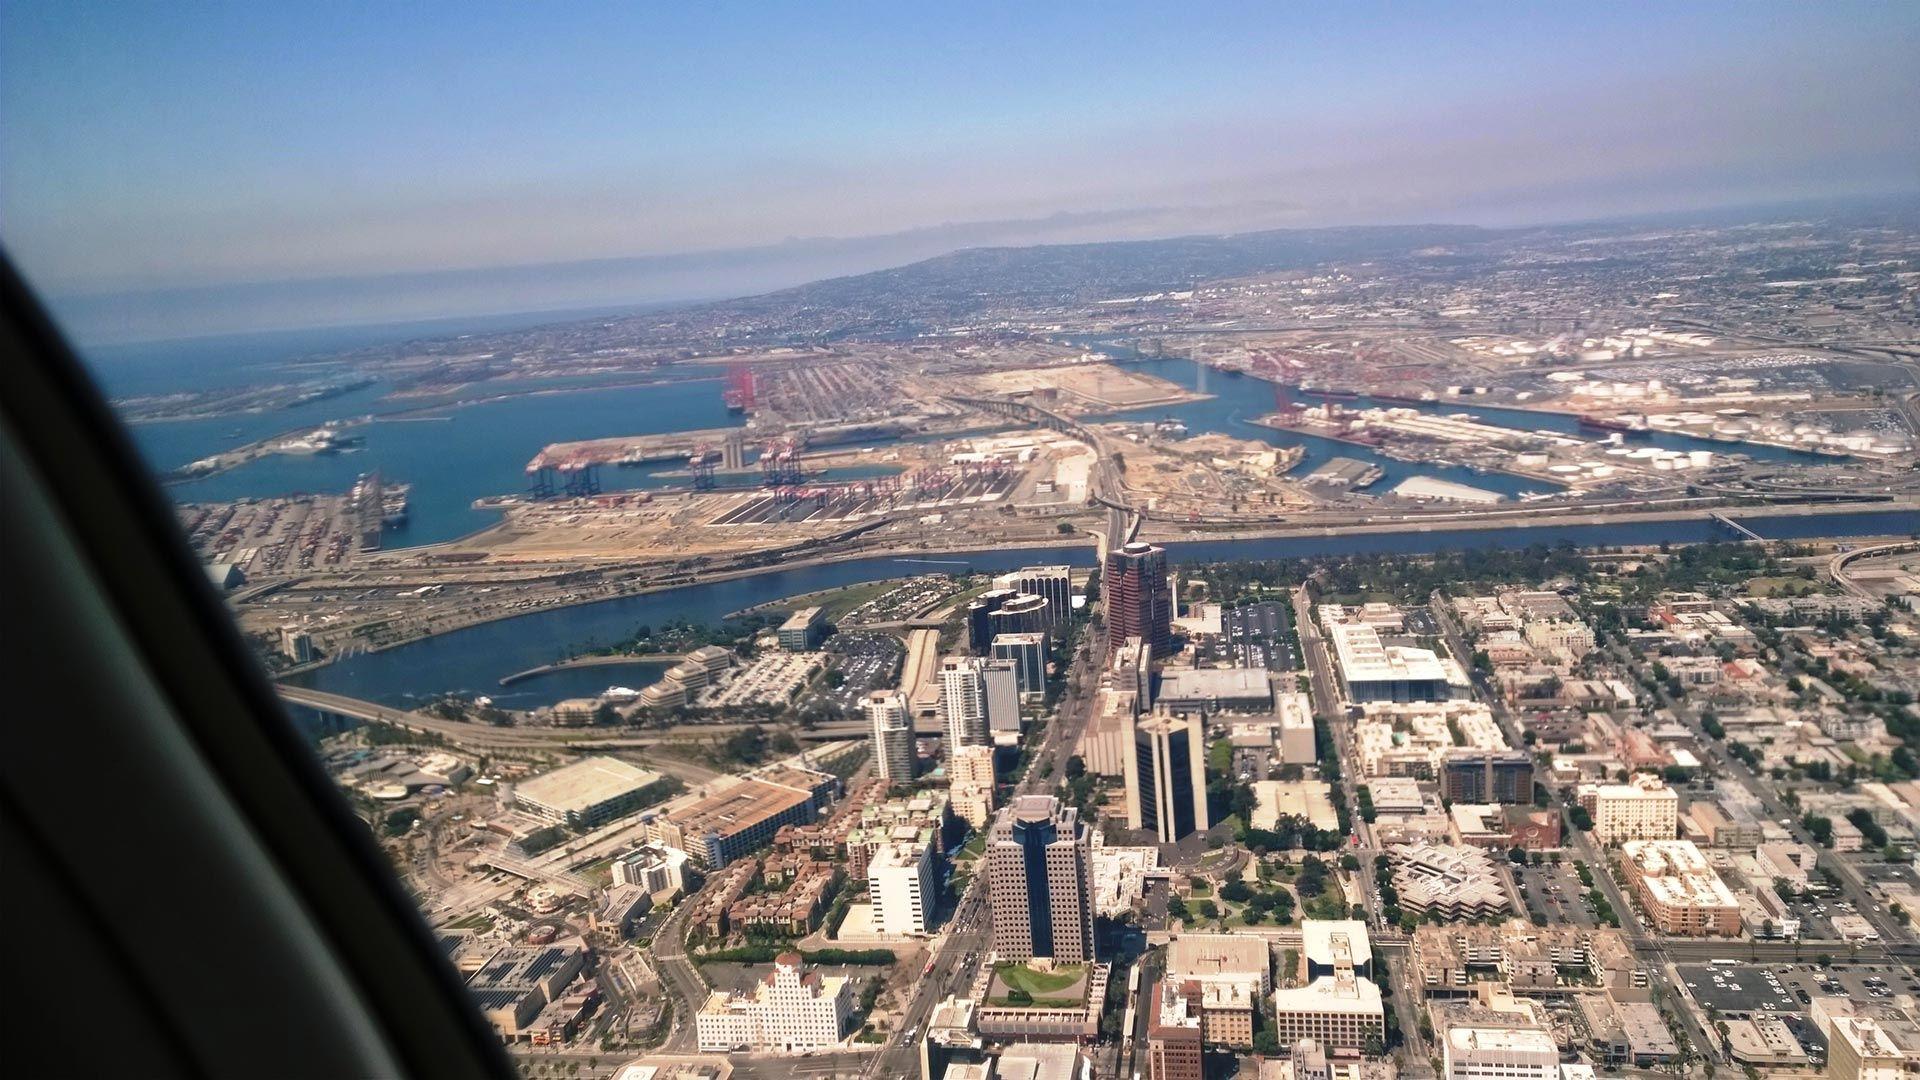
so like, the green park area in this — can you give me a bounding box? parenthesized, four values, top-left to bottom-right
(989, 962, 1088, 1009)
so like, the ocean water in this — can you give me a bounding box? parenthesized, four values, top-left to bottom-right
(76, 311, 745, 545)
(80, 317, 1847, 551)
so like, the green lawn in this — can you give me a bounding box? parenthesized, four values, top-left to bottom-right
(1209, 738, 1234, 774)
(995, 962, 1084, 996)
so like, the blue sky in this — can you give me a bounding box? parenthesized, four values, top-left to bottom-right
(3, 1, 1916, 339)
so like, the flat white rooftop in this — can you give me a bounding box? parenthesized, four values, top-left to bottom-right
(515, 755, 661, 814)
(1325, 621, 1449, 683)
(1448, 1026, 1558, 1054)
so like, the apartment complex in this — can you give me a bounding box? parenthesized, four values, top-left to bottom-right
(695, 953, 853, 1053)
(866, 690, 915, 782)
(942, 656, 993, 749)
(1619, 839, 1741, 937)
(942, 655, 1019, 748)
(609, 844, 689, 898)
(868, 840, 937, 936)
(1578, 776, 1679, 845)
(986, 795, 1094, 963)
(949, 743, 997, 829)
(1411, 922, 1645, 995)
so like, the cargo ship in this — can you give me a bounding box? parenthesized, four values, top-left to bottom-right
(1578, 414, 1651, 437)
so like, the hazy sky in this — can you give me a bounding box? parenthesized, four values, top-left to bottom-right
(3, 1, 1917, 340)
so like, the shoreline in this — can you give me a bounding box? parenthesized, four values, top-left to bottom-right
(282, 500, 1918, 673)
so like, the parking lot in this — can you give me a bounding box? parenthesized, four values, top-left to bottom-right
(839, 575, 963, 626)
(1678, 962, 1801, 1015)
(815, 632, 904, 711)
(1766, 887, 1862, 940)
(1677, 962, 1920, 1020)
(1218, 601, 1299, 672)
(1515, 861, 1596, 928)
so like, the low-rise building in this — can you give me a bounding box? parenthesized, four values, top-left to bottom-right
(1411, 922, 1644, 996)
(1166, 933, 1271, 1047)
(1443, 1022, 1559, 1080)
(1390, 844, 1513, 922)
(695, 952, 853, 1053)
(1323, 614, 1451, 703)
(1157, 668, 1277, 713)
(648, 767, 836, 867)
(1148, 979, 1206, 1080)
(610, 844, 690, 899)
(778, 606, 826, 651)
(466, 944, 589, 1043)
(1271, 966, 1384, 1057)
(513, 756, 667, 828)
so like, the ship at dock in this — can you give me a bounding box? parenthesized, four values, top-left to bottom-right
(1578, 414, 1652, 437)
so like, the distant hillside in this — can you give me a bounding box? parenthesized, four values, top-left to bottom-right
(634, 223, 1497, 341)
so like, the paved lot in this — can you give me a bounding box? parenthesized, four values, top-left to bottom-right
(1678, 962, 1800, 1014)
(1217, 601, 1299, 671)
(1678, 962, 1920, 1019)
(814, 632, 904, 710)
(1516, 862, 1595, 928)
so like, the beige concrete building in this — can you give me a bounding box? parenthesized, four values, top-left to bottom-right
(949, 743, 997, 829)
(1166, 933, 1271, 1047)
(1828, 1012, 1920, 1080)
(1619, 839, 1741, 937)
(695, 952, 853, 1053)
(1271, 968, 1385, 1057)
(1443, 1024, 1559, 1080)
(1580, 775, 1679, 845)
(986, 795, 1093, 963)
